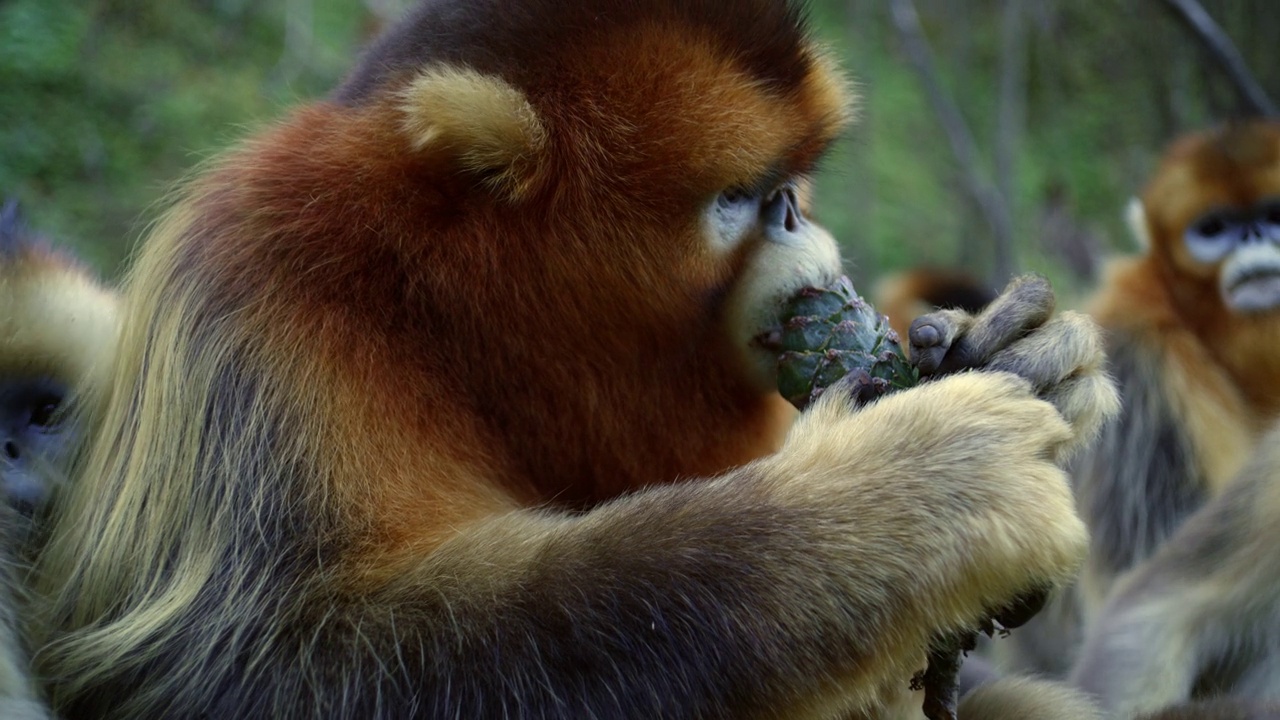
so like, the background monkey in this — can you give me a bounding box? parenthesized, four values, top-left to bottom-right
(1082, 119, 1280, 607)
(0, 199, 117, 518)
(0, 198, 115, 719)
(1070, 421, 1280, 716)
(995, 120, 1280, 679)
(30, 1, 1116, 717)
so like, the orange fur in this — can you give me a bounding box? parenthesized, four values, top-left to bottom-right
(181, 46, 844, 553)
(32, 3, 1112, 718)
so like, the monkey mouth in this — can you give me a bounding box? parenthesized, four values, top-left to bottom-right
(750, 327, 784, 352)
(1224, 263, 1280, 313)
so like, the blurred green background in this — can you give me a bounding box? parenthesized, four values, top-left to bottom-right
(3, 0, 1278, 300)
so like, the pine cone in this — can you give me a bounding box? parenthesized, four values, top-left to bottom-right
(774, 275, 972, 720)
(775, 276, 917, 411)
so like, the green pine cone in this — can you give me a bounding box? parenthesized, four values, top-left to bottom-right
(775, 276, 918, 411)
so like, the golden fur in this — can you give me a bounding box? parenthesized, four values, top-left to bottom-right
(0, 244, 117, 388)
(30, 2, 1114, 718)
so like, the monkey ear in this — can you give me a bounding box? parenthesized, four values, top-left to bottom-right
(398, 66, 548, 201)
(1125, 196, 1151, 251)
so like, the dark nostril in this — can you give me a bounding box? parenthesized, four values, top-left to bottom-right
(762, 189, 788, 229)
(2, 441, 17, 461)
(782, 188, 800, 233)
(763, 186, 803, 234)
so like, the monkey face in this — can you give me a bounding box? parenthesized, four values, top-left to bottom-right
(717, 182, 842, 389)
(1142, 121, 1280, 317)
(1181, 201, 1280, 313)
(0, 376, 70, 515)
(379, 18, 852, 402)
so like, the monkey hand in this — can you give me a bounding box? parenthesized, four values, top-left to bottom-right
(907, 274, 1120, 460)
(780, 371, 1090, 642)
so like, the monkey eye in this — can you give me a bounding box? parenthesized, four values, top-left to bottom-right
(1184, 211, 1241, 263)
(28, 395, 63, 429)
(718, 189, 752, 208)
(1194, 216, 1226, 237)
(707, 187, 762, 250)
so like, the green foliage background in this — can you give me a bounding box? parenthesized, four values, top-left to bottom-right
(3, 0, 1278, 297)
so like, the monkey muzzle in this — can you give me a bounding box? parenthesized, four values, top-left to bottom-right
(1221, 243, 1280, 313)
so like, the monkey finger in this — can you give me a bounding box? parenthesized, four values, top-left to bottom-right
(982, 312, 1104, 393)
(956, 274, 1055, 369)
(909, 309, 974, 375)
(910, 275, 1055, 377)
(1039, 371, 1121, 460)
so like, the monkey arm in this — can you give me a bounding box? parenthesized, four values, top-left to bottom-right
(1070, 435, 1280, 716)
(352, 476, 942, 719)
(189, 373, 1087, 719)
(1074, 334, 1208, 611)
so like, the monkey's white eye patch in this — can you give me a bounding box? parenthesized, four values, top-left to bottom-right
(1184, 212, 1244, 264)
(706, 189, 761, 251)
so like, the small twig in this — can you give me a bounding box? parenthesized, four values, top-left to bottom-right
(1158, 0, 1278, 117)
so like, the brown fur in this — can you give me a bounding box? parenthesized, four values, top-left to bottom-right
(30, 2, 1113, 718)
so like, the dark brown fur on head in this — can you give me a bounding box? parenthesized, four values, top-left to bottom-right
(336, 0, 814, 105)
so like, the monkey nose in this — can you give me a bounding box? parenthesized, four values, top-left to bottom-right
(762, 186, 805, 243)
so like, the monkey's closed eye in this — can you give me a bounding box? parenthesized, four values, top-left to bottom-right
(718, 189, 751, 208)
(28, 395, 63, 429)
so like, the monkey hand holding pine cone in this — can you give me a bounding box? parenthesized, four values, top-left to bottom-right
(772, 273, 1115, 720)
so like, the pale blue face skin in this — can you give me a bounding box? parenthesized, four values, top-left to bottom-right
(0, 376, 70, 516)
(1184, 200, 1280, 313)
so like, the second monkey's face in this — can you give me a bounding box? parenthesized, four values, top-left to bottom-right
(1180, 198, 1280, 313)
(1146, 121, 1280, 316)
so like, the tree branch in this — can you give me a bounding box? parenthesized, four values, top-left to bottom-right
(994, 0, 1027, 282)
(889, 0, 1016, 284)
(1158, 0, 1278, 117)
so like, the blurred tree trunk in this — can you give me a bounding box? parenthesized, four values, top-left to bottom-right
(1158, 0, 1277, 116)
(994, 0, 1027, 283)
(890, 0, 1018, 285)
